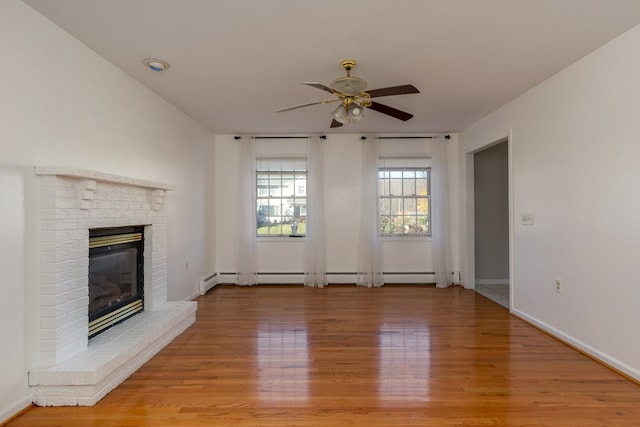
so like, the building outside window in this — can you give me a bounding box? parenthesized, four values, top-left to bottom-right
(379, 158, 430, 236)
(256, 158, 307, 236)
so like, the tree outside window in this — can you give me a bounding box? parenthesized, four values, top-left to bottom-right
(379, 163, 430, 236)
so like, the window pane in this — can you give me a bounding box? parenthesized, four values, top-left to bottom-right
(403, 170, 416, 179)
(268, 176, 281, 197)
(281, 173, 294, 196)
(388, 215, 404, 234)
(256, 158, 307, 237)
(389, 178, 402, 195)
(390, 197, 403, 215)
(293, 199, 306, 219)
(417, 198, 429, 215)
(380, 216, 393, 235)
(379, 178, 389, 196)
(280, 159, 295, 171)
(268, 199, 280, 217)
(403, 177, 415, 196)
(405, 216, 418, 234)
(378, 163, 430, 236)
(268, 224, 282, 235)
(379, 198, 391, 215)
(405, 198, 417, 215)
(296, 175, 306, 196)
(417, 215, 429, 234)
(416, 177, 428, 196)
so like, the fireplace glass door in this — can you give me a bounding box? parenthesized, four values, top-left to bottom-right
(88, 226, 144, 338)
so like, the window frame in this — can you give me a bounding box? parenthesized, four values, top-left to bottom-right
(378, 159, 431, 238)
(256, 157, 307, 238)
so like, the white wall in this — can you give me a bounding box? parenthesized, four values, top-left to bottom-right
(460, 24, 640, 379)
(0, 1, 213, 421)
(214, 134, 460, 282)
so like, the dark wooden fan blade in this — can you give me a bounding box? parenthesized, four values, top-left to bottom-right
(303, 82, 339, 94)
(368, 101, 414, 121)
(330, 119, 343, 128)
(277, 98, 338, 113)
(367, 84, 419, 98)
(277, 101, 324, 112)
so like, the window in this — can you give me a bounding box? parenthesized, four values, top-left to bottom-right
(256, 158, 307, 236)
(379, 158, 430, 236)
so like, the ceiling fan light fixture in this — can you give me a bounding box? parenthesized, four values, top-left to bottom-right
(349, 103, 365, 121)
(332, 104, 349, 124)
(332, 101, 365, 124)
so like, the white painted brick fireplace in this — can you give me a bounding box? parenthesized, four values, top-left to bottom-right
(29, 167, 197, 406)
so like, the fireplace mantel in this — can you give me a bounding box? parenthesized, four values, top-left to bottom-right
(30, 167, 196, 406)
(34, 166, 175, 190)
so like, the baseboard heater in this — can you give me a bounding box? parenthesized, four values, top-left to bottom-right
(215, 272, 444, 285)
(199, 272, 218, 295)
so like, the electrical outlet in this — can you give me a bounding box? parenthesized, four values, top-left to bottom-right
(185, 262, 189, 271)
(555, 278, 562, 294)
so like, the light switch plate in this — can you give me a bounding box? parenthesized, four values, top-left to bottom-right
(521, 212, 535, 225)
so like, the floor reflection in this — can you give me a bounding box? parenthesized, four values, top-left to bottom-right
(256, 323, 309, 402)
(378, 323, 431, 401)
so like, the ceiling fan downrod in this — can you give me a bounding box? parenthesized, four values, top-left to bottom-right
(340, 59, 357, 75)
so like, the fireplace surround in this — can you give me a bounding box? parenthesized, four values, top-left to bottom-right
(29, 167, 197, 406)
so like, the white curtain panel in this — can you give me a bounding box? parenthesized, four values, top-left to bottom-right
(357, 137, 384, 287)
(304, 135, 327, 288)
(235, 136, 257, 285)
(431, 137, 452, 288)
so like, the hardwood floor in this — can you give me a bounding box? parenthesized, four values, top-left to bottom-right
(7, 285, 640, 426)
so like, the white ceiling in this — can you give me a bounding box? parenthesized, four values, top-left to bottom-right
(22, 0, 640, 135)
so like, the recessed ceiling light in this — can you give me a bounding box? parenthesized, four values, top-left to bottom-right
(143, 58, 170, 72)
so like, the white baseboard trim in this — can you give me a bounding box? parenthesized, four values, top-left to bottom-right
(0, 396, 32, 424)
(185, 290, 201, 301)
(512, 308, 640, 382)
(475, 278, 510, 286)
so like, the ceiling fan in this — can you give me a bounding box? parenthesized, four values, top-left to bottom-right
(277, 60, 420, 128)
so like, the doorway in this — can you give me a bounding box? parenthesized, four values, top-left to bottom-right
(472, 140, 510, 308)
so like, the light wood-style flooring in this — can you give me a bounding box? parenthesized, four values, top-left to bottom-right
(6, 285, 640, 426)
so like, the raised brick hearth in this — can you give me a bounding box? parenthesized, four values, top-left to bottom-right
(29, 167, 196, 406)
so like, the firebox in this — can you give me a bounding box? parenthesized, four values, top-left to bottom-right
(88, 226, 144, 338)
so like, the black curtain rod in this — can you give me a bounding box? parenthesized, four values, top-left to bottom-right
(235, 135, 326, 140)
(379, 136, 435, 139)
(362, 135, 450, 140)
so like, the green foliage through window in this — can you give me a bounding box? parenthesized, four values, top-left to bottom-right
(379, 164, 430, 236)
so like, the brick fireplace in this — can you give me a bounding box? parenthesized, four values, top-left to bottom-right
(29, 167, 197, 406)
